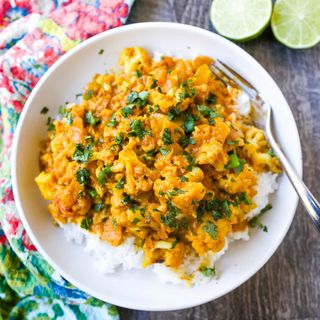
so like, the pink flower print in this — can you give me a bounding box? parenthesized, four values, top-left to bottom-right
(12, 99, 24, 113)
(2, 187, 14, 203)
(22, 229, 37, 251)
(6, 214, 21, 236)
(0, 234, 8, 245)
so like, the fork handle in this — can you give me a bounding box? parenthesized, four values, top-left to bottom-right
(266, 128, 320, 231)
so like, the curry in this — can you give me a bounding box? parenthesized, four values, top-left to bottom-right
(36, 47, 281, 276)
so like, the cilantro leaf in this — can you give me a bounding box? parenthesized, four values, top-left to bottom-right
(206, 94, 216, 105)
(121, 104, 135, 117)
(47, 117, 55, 131)
(162, 128, 173, 145)
(268, 149, 276, 157)
(85, 111, 100, 126)
(80, 217, 93, 230)
(40, 106, 49, 114)
(107, 113, 118, 127)
(83, 89, 93, 100)
(115, 177, 125, 190)
(128, 119, 148, 139)
(199, 266, 216, 277)
(150, 79, 158, 89)
(114, 132, 125, 147)
(159, 147, 170, 156)
(98, 165, 112, 185)
(168, 106, 181, 121)
(183, 114, 196, 133)
(160, 201, 181, 229)
(76, 168, 90, 186)
(203, 222, 218, 240)
(72, 143, 93, 163)
(93, 203, 105, 212)
(225, 153, 246, 174)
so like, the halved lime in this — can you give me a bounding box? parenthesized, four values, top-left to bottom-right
(210, 0, 273, 41)
(271, 0, 320, 49)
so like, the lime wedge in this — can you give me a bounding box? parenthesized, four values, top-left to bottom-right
(271, 0, 320, 49)
(210, 0, 272, 41)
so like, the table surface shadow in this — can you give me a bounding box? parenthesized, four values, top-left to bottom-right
(120, 0, 320, 319)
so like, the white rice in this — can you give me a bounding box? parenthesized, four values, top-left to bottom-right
(61, 171, 278, 285)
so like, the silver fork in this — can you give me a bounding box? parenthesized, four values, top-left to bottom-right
(210, 60, 320, 232)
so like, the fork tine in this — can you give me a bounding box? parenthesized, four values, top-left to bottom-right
(212, 60, 258, 100)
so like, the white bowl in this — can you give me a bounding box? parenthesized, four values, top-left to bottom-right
(11, 22, 302, 311)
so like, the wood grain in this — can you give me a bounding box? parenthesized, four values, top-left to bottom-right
(125, 1, 320, 318)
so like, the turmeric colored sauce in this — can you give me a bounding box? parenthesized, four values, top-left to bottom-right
(36, 47, 281, 274)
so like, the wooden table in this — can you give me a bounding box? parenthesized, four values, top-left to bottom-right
(122, 1, 320, 319)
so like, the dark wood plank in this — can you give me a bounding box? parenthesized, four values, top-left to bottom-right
(125, 1, 320, 319)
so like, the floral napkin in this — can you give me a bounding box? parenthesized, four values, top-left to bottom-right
(0, 1, 134, 319)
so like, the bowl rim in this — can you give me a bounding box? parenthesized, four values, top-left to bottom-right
(11, 22, 302, 311)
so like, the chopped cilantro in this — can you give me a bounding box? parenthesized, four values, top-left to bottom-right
(72, 143, 92, 163)
(150, 78, 158, 89)
(183, 152, 196, 171)
(178, 136, 196, 148)
(47, 117, 55, 131)
(249, 204, 272, 232)
(168, 106, 181, 121)
(87, 187, 98, 198)
(227, 140, 239, 145)
(260, 203, 272, 214)
(108, 305, 118, 316)
(160, 201, 180, 229)
(128, 119, 148, 139)
(268, 149, 276, 157)
(114, 132, 124, 147)
(149, 105, 159, 113)
(180, 176, 189, 182)
(157, 87, 162, 93)
(98, 49, 104, 55)
(197, 200, 206, 221)
(146, 148, 156, 156)
(206, 94, 216, 105)
(76, 168, 90, 186)
(171, 239, 179, 249)
(136, 69, 142, 78)
(40, 106, 49, 114)
(183, 114, 196, 133)
(107, 113, 118, 127)
(93, 203, 105, 212)
(168, 188, 186, 196)
(233, 192, 252, 205)
(249, 216, 268, 232)
(197, 105, 222, 125)
(179, 80, 196, 101)
(85, 111, 100, 126)
(162, 128, 173, 145)
(132, 218, 140, 225)
(203, 222, 218, 240)
(97, 165, 112, 185)
(225, 153, 246, 174)
(127, 91, 149, 109)
(199, 266, 216, 277)
(80, 217, 93, 230)
(112, 218, 117, 229)
(115, 177, 125, 189)
(127, 91, 139, 104)
(159, 147, 170, 156)
(122, 193, 139, 209)
(83, 89, 93, 100)
(121, 104, 135, 117)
